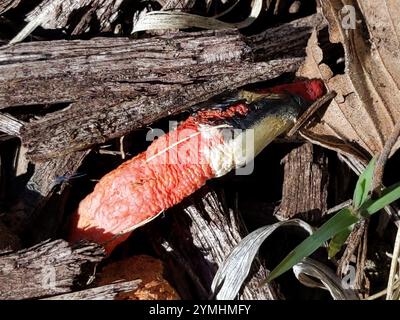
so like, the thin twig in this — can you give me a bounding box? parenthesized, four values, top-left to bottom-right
(372, 121, 400, 193)
(43, 280, 142, 300)
(338, 220, 367, 277)
(387, 224, 400, 300)
(355, 222, 369, 296)
(97, 150, 125, 156)
(324, 199, 353, 216)
(367, 279, 400, 300)
(287, 91, 336, 137)
(119, 136, 126, 160)
(367, 121, 400, 299)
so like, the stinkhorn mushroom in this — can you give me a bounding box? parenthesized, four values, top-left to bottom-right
(69, 79, 325, 253)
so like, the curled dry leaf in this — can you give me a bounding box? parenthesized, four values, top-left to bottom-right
(293, 257, 359, 300)
(95, 255, 180, 300)
(211, 219, 314, 300)
(132, 0, 263, 33)
(132, 11, 233, 33)
(298, 0, 400, 161)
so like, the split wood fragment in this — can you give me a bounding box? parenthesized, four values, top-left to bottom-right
(0, 239, 104, 300)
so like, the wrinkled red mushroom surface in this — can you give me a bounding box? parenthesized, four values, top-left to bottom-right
(69, 80, 325, 253)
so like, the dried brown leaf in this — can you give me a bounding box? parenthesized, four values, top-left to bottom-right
(298, 0, 400, 161)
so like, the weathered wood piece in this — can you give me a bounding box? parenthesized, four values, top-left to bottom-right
(0, 113, 24, 136)
(5, 150, 89, 239)
(0, 13, 324, 161)
(10, 0, 124, 44)
(0, 239, 104, 300)
(276, 142, 329, 222)
(0, 0, 23, 14)
(338, 219, 370, 297)
(21, 58, 301, 162)
(3, 151, 88, 244)
(150, 187, 280, 300)
(44, 280, 142, 300)
(0, 115, 88, 241)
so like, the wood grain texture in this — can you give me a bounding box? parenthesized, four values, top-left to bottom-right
(0, 239, 104, 300)
(0, 14, 324, 161)
(25, 0, 124, 34)
(160, 0, 197, 11)
(0, 113, 24, 136)
(150, 187, 280, 300)
(5, 150, 89, 239)
(44, 280, 142, 300)
(0, 0, 23, 14)
(276, 143, 329, 222)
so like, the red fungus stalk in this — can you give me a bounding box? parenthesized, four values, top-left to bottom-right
(69, 79, 325, 253)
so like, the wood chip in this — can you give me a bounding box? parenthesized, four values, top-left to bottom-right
(0, 239, 104, 300)
(276, 142, 329, 223)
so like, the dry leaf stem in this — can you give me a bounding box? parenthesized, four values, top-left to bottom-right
(372, 121, 400, 193)
(386, 222, 400, 300)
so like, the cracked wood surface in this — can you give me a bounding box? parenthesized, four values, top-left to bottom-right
(0, 239, 104, 300)
(4, 150, 90, 239)
(44, 280, 142, 300)
(150, 187, 280, 300)
(276, 143, 329, 223)
(0, 13, 324, 161)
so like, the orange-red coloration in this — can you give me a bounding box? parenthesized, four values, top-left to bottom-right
(69, 79, 324, 253)
(195, 103, 249, 122)
(256, 79, 325, 102)
(69, 104, 250, 253)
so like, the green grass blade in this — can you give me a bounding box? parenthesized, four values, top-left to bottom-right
(361, 182, 400, 216)
(265, 208, 359, 283)
(328, 226, 353, 258)
(353, 157, 377, 209)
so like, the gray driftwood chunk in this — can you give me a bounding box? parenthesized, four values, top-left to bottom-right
(0, 239, 105, 300)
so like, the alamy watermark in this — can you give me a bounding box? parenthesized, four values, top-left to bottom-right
(145, 121, 255, 175)
(341, 264, 357, 290)
(42, 265, 57, 290)
(40, 250, 73, 291)
(341, 5, 357, 30)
